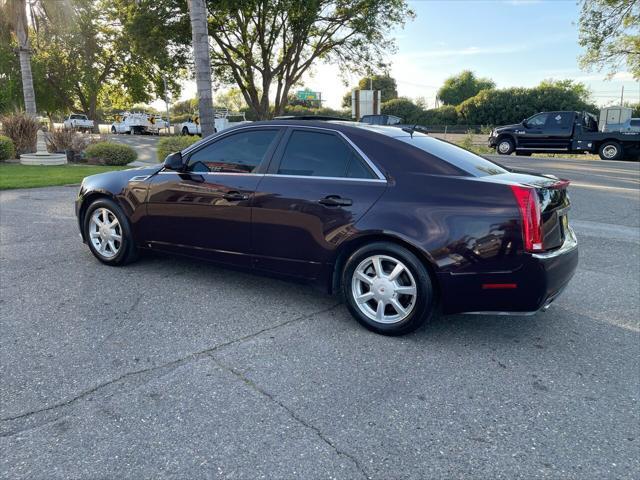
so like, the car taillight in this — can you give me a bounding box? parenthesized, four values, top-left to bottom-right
(510, 185, 543, 252)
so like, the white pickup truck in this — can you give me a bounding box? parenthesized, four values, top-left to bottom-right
(111, 112, 168, 135)
(178, 109, 250, 136)
(63, 114, 94, 132)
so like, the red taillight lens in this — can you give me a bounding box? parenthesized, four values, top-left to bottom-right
(510, 185, 543, 252)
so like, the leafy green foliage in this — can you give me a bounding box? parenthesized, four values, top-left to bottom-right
(457, 80, 597, 125)
(157, 135, 200, 162)
(128, 0, 414, 119)
(0, 113, 39, 155)
(380, 97, 423, 123)
(0, 135, 16, 160)
(437, 70, 496, 106)
(343, 75, 399, 107)
(578, 0, 639, 79)
(85, 142, 137, 165)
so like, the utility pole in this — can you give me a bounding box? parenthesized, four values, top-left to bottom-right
(162, 74, 171, 133)
(187, 0, 215, 137)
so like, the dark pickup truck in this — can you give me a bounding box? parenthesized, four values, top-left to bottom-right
(489, 111, 640, 160)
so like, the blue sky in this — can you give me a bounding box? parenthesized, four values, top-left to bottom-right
(169, 0, 640, 110)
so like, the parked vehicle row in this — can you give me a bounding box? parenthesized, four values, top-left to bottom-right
(111, 112, 169, 135)
(75, 120, 578, 336)
(178, 109, 250, 136)
(489, 107, 640, 160)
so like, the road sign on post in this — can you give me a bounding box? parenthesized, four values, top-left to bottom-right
(296, 89, 319, 101)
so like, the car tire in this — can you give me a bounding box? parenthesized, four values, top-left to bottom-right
(599, 141, 623, 160)
(342, 242, 435, 335)
(182, 127, 189, 136)
(84, 198, 138, 266)
(496, 137, 515, 155)
(111, 126, 116, 134)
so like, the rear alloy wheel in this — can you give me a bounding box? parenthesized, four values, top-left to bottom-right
(496, 137, 515, 155)
(84, 198, 138, 266)
(343, 242, 435, 335)
(599, 141, 623, 160)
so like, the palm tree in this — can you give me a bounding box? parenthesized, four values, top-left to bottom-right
(187, 0, 215, 137)
(3, 0, 37, 115)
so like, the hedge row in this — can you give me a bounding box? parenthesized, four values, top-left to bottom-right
(85, 142, 137, 166)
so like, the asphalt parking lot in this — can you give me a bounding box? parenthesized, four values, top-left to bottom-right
(1, 156, 639, 479)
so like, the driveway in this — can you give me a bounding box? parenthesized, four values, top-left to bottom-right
(1, 156, 638, 479)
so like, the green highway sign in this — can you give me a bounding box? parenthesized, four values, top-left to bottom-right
(296, 89, 319, 101)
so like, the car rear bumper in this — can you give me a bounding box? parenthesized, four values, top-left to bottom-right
(438, 227, 579, 315)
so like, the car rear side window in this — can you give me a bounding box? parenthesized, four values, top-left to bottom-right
(277, 130, 375, 179)
(398, 135, 508, 177)
(188, 129, 279, 173)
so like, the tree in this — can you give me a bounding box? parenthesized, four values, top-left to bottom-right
(457, 81, 597, 126)
(2, 0, 38, 114)
(380, 97, 423, 123)
(578, 0, 640, 79)
(437, 70, 495, 106)
(215, 88, 247, 111)
(187, 0, 215, 136)
(342, 74, 398, 107)
(130, 0, 413, 119)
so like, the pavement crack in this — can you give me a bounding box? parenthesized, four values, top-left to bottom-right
(208, 354, 369, 480)
(1, 302, 342, 436)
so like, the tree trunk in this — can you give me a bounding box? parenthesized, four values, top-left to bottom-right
(187, 0, 215, 137)
(15, 1, 37, 116)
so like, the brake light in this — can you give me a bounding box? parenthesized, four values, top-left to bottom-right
(510, 185, 543, 252)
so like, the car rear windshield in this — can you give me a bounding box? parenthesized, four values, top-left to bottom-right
(397, 135, 508, 177)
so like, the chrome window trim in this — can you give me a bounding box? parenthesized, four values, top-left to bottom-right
(155, 171, 385, 183)
(264, 173, 386, 183)
(180, 123, 387, 181)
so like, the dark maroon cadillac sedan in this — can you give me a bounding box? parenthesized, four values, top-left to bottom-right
(75, 120, 578, 335)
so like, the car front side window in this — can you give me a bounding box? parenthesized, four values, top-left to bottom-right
(187, 129, 279, 173)
(527, 113, 548, 127)
(276, 130, 375, 179)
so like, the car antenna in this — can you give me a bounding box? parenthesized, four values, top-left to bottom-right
(401, 125, 416, 138)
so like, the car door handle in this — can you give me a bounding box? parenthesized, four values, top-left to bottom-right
(223, 191, 249, 201)
(318, 195, 352, 207)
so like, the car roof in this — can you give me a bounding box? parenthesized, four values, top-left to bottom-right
(246, 119, 421, 139)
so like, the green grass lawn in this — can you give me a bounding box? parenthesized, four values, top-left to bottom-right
(0, 163, 128, 190)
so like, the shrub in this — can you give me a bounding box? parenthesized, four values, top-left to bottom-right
(0, 135, 15, 161)
(380, 97, 424, 124)
(157, 135, 200, 162)
(0, 113, 39, 155)
(85, 142, 137, 166)
(45, 128, 76, 152)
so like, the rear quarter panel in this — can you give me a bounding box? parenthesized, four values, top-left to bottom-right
(353, 174, 524, 276)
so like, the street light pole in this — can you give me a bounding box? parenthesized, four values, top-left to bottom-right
(163, 74, 171, 133)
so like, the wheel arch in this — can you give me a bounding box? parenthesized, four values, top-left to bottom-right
(330, 232, 441, 300)
(77, 190, 121, 241)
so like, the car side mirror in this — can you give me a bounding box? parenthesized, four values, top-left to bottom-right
(521, 121, 528, 128)
(163, 151, 184, 171)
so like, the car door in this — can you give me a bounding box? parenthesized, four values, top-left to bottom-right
(542, 112, 573, 150)
(144, 127, 283, 267)
(518, 112, 550, 148)
(251, 127, 387, 280)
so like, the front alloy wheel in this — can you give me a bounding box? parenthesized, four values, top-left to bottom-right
(497, 138, 514, 155)
(84, 198, 138, 265)
(88, 207, 122, 259)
